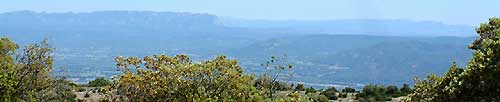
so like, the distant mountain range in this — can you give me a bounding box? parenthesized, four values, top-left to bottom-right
(1, 11, 475, 38)
(0, 11, 476, 87)
(231, 35, 474, 86)
(0, 11, 279, 51)
(220, 18, 476, 37)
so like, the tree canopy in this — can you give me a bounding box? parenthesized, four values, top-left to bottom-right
(0, 38, 75, 102)
(102, 55, 266, 101)
(87, 77, 112, 87)
(406, 17, 500, 101)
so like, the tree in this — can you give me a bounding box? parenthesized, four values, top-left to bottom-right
(385, 85, 399, 95)
(295, 83, 305, 91)
(0, 37, 19, 101)
(102, 54, 266, 101)
(305, 87, 316, 94)
(87, 77, 112, 87)
(258, 55, 293, 99)
(406, 73, 445, 101)
(306, 93, 329, 102)
(316, 95, 329, 102)
(358, 84, 389, 101)
(320, 87, 338, 100)
(0, 37, 76, 101)
(338, 93, 347, 98)
(276, 91, 310, 102)
(400, 84, 412, 95)
(342, 87, 356, 93)
(254, 76, 292, 92)
(361, 85, 385, 97)
(406, 17, 500, 101)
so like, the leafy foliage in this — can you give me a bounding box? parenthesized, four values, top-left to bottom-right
(342, 87, 356, 93)
(306, 93, 329, 102)
(400, 84, 412, 95)
(320, 87, 338, 100)
(406, 17, 500, 101)
(254, 75, 293, 98)
(102, 54, 267, 101)
(257, 55, 293, 99)
(304, 87, 317, 94)
(87, 77, 112, 87)
(0, 37, 76, 102)
(358, 84, 387, 101)
(294, 83, 305, 91)
(337, 93, 347, 98)
(0, 37, 19, 101)
(274, 91, 311, 102)
(357, 84, 408, 101)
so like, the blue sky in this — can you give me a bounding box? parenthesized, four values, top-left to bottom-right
(1, 0, 499, 26)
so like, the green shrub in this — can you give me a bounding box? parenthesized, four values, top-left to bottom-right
(406, 18, 500, 101)
(75, 87, 86, 92)
(295, 84, 305, 91)
(0, 38, 76, 101)
(87, 77, 112, 87)
(102, 55, 266, 101)
(342, 87, 356, 93)
(317, 95, 329, 102)
(320, 87, 338, 100)
(305, 87, 317, 94)
(84, 93, 90, 98)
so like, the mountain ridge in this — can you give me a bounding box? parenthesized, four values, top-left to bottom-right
(0, 10, 476, 87)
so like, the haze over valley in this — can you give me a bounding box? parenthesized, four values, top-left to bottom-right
(1, 11, 475, 88)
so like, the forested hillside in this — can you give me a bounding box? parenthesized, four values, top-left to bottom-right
(232, 35, 474, 85)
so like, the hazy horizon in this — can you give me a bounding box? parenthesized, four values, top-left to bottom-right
(1, 0, 499, 26)
(2, 1, 499, 101)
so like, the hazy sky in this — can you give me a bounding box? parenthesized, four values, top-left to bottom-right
(1, 0, 499, 26)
